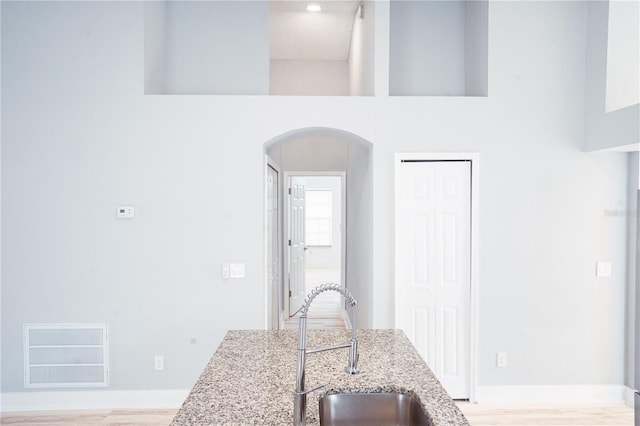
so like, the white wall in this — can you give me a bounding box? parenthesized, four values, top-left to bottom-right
(626, 152, 639, 387)
(270, 60, 348, 96)
(465, 1, 489, 97)
(346, 139, 373, 329)
(605, 0, 640, 113)
(160, 1, 269, 95)
(374, 0, 627, 388)
(0, 0, 631, 401)
(278, 137, 348, 171)
(348, 2, 375, 96)
(585, 1, 640, 151)
(143, 2, 168, 95)
(389, 0, 466, 96)
(2, 1, 274, 392)
(0, 0, 3, 393)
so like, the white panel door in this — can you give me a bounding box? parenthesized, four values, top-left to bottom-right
(289, 176, 307, 316)
(397, 161, 471, 399)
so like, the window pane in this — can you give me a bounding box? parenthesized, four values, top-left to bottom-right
(305, 190, 333, 246)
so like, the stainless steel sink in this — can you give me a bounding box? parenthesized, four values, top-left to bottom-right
(318, 392, 433, 426)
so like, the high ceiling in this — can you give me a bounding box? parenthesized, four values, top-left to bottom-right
(270, 1, 361, 61)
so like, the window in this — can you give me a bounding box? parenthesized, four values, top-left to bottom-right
(305, 190, 333, 246)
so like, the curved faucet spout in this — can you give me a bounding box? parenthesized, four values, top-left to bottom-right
(293, 283, 359, 426)
(300, 283, 357, 317)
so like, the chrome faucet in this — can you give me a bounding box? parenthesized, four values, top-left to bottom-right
(293, 283, 359, 426)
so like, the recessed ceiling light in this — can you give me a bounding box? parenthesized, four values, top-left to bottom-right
(306, 4, 321, 12)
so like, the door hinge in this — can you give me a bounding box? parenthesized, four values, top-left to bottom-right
(289, 290, 292, 297)
(288, 187, 292, 195)
(288, 239, 291, 246)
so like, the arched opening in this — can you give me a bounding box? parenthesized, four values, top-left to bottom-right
(264, 127, 373, 330)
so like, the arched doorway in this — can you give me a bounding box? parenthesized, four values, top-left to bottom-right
(263, 127, 373, 330)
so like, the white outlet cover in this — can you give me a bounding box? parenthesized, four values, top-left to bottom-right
(154, 355, 164, 371)
(596, 262, 612, 277)
(496, 352, 507, 368)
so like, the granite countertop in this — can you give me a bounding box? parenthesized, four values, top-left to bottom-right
(171, 329, 470, 426)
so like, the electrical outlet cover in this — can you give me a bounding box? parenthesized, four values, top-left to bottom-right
(154, 355, 164, 371)
(596, 262, 612, 277)
(496, 352, 507, 368)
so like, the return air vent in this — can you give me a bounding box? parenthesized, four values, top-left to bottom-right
(23, 323, 109, 388)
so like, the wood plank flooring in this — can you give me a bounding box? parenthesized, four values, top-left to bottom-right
(456, 402, 634, 425)
(283, 268, 346, 330)
(282, 292, 346, 330)
(0, 409, 179, 425)
(1, 404, 633, 425)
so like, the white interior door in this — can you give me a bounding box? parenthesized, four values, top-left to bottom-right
(397, 160, 471, 399)
(289, 176, 307, 316)
(266, 164, 279, 329)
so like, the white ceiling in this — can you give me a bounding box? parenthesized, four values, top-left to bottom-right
(270, 1, 361, 61)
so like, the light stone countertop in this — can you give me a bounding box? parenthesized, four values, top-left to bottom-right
(171, 329, 470, 426)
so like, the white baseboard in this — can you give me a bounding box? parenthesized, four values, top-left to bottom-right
(623, 386, 636, 408)
(0, 389, 189, 412)
(476, 385, 627, 404)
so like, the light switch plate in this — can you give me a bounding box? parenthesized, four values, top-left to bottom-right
(222, 263, 230, 279)
(229, 263, 245, 278)
(596, 262, 612, 277)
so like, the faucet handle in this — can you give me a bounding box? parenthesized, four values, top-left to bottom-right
(346, 351, 359, 374)
(346, 338, 359, 375)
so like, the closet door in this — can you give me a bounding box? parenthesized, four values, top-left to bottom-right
(396, 160, 471, 399)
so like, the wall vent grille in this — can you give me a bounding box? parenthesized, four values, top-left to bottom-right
(23, 323, 109, 388)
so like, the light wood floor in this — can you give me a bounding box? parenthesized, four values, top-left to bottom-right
(0, 403, 633, 425)
(456, 402, 633, 425)
(0, 409, 179, 425)
(283, 268, 346, 330)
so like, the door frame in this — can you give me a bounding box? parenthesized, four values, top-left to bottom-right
(394, 152, 479, 402)
(264, 155, 283, 329)
(284, 171, 347, 319)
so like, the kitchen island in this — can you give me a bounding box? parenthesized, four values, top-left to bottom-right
(171, 329, 469, 426)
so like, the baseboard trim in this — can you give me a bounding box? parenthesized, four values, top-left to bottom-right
(0, 389, 189, 412)
(623, 386, 636, 408)
(476, 385, 627, 404)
